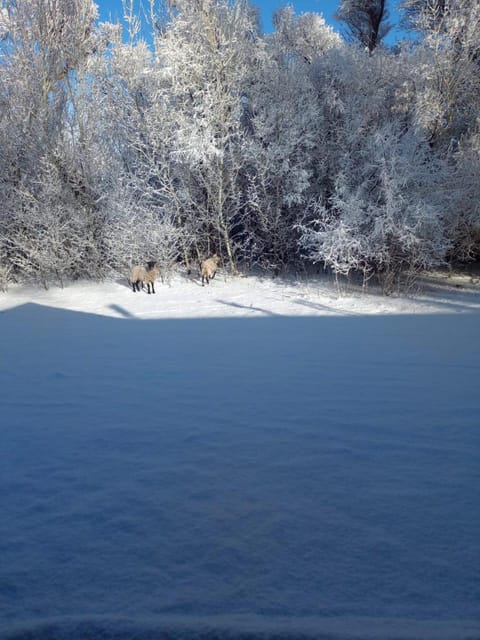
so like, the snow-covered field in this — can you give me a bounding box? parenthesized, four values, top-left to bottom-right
(1, 272, 480, 640)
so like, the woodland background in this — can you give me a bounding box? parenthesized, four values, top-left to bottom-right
(1, 0, 479, 292)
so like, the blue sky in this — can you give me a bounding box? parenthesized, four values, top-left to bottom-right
(97, 0, 404, 41)
(97, 0, 341, 31)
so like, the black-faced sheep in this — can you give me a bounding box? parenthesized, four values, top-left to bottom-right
(130, 261, 159, 294)
(200, 254, 220, 286)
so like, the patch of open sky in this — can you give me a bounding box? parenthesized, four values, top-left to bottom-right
(96, 0, 411, 47)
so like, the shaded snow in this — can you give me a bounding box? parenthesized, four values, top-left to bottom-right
(1, 274, 479, 639)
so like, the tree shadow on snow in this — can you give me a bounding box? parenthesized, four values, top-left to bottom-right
(109, 304, 137, 319)
(216, 299, 279, 316)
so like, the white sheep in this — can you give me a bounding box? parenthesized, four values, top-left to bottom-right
(200, 254, 220, 286)
(130, 261, 159, 294)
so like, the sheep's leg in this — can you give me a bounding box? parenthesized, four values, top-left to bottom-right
(210, 271, 216, 280)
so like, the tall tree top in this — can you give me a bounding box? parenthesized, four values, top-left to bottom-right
(335, 0, 392, 53)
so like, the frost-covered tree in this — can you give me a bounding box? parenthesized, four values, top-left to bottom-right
(272, 6, 341, 63)
(151, 0, 261, 273)
(400, 0, 448, 32)
(97, 31, 186, 278)
(401, 0, 480, 147)
(308, 43, 412, 209)
(299, 44, 449, 290)
(335, 0, 392, 53)
(0, 0, 107, 286)
(236, 9, 339, 272)
(241, 62, 320, 271)
(397, 0, 480, 263)
(87, 27, 171, 267)
(299, 123, 449, 291)
(440, 128, 480, 264)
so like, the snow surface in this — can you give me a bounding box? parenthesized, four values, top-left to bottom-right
(1, 272, 480, 640)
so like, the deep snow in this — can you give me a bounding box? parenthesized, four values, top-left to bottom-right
(1, 272, 479, 639)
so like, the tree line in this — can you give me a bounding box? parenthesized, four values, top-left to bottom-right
(0, 0, 479, 292)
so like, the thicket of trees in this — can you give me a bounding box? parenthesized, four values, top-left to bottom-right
(1, 0, 479, 291)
